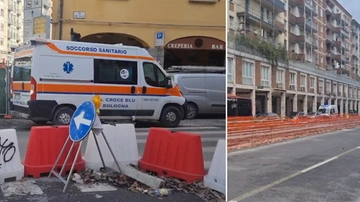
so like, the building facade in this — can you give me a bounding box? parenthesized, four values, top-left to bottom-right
(0, 0, 23, 64)
(228, 0, 360, 117)
(51, 0, 226, 68)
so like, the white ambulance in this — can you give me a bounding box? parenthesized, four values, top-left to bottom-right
(9, 38, 187, 127)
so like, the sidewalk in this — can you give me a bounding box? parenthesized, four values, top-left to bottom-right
(0, 178, 205, 202)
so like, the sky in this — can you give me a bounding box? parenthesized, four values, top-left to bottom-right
(337, 0, 360, 22)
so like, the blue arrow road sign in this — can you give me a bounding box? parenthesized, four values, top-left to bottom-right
(69, 101, 96, 142)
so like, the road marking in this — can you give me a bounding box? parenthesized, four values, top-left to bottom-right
(230, 145, 360, 202)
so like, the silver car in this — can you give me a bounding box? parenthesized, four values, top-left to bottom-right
(169, 73, 225, 119)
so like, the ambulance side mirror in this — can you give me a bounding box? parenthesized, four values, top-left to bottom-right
(165, 76, 172, 89)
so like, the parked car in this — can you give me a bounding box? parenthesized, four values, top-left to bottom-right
(255, 112, 279, 118)
(168, 73, 225, 119)
(307, 112, 320, 118)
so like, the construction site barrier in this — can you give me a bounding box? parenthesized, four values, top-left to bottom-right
(204, 139, 226, 194)
(23, 126, 85, 178)
(0, 129, 24, 184)
(228, 114, 360, 151)
(139, 128, 206, 183)
(83, 124, 140, 171)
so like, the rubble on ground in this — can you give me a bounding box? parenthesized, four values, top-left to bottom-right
(74, 168, 225, 202)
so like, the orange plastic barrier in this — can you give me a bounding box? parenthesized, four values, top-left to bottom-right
(227, 115, 360, 151)
(23, 126, 85, 178)
(139, 128, 206, 183)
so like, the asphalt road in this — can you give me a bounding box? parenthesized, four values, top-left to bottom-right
(228, 127, 360, 202)
(0, 118, 225, 201)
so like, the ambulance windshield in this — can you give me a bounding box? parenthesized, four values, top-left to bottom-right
(13, 57, 32, 82)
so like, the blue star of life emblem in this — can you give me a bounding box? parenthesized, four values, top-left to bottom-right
(63, 61, 74, 74)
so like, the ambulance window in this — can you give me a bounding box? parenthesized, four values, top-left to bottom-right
(94, 59, 138, 85)
(143, 62, 166, 88)
(13, 57, 32, 82)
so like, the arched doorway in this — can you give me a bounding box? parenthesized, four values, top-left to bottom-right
(164, 36, 225, 69)
(80, 33, 149, 48)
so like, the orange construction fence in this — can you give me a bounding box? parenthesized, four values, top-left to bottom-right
(228, 114, 360, 151)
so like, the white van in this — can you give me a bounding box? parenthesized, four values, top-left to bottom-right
(168, 73, 225, 119)
(9, 38, 187, 127)
(318, 105, 338, 116)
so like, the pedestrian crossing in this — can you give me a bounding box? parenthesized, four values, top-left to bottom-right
(135, 126, 226, 170)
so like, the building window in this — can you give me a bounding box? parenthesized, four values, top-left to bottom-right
(0, 38, 3, 46)
(320, 56, 323, 63)
(319, 80, 324, 93)
(300, 75, 306, 87)
(0, 23, 3, 31)
(261, 66, 269, 87)
(227, 57, 233, 81)
(242, 61, 253, 85)
(320, 25, 323, 33)
(276, 69, 284, 83)
(93, 59, 138, 85)
(290, 73, 296, 86)
(326, 82, 331, 93)
(310, 77, 315, 88)
(0, 9, 3, 17)
(229, 16, 234, 29)
(143, 62, 167, 88)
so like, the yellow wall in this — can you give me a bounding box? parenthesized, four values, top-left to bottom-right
(51, 0, 226, 46)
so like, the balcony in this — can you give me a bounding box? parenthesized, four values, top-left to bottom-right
(237, 8, 260, 24)
(331, 51, 341, 60)
(341, 27, 350, 38)
(7, 20, 13, 26)
(289, 32, 305, 43)
(326, 35, 333, 44)
(333, 40, 341, 47)
(260, 15, 275, 30)
(327, 22, 340, 33)
(332, 13, 341, 20)
(352, 28, 358, 36)
(305, 0, 317, 16)
(326, 0, 335, 7)
(305, 37, 318, 49)
(306, 21, 318, 33)
(253, 0, 285, 13)
(289, 13, 305, 25)
(326, 6, 333, 15)
(288, 51, 305, 61)
(274, 19, 285, 32)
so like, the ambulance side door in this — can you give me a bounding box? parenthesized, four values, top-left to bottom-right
(94, 58, 140, 119)
(137, 61, 168, 118)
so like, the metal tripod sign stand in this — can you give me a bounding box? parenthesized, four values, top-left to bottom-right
(48, 100, 122, 192)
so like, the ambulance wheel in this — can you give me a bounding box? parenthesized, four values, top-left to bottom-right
(52, 107, 75, 125)
(160, 106, 181, 128)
